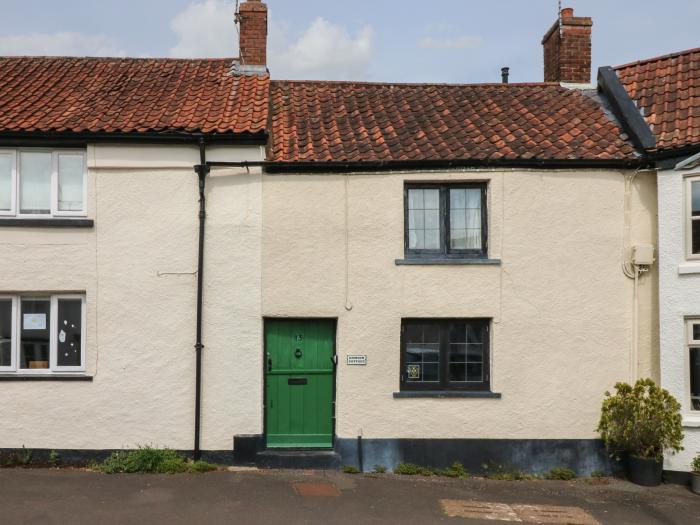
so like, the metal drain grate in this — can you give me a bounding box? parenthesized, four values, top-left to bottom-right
(293, 482, 341, 497)
(440, 500, 600, 525)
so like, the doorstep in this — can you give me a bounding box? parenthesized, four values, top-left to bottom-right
(255, 449, 342, 470)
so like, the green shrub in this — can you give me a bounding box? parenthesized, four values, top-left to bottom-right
(590, 470, 606, 479)
(692, 454, 700, 474)
(544, 467, 576, 480)
(597, 379, 684, 461)
(96, 447, 216, 474)
(372, 465, 386, 473)
(342, 465, 360, 474)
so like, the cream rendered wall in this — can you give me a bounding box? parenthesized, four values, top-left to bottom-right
(262, 169, 658, 440)
(0, 143, 264, 451)
(658, 166, 700, 473)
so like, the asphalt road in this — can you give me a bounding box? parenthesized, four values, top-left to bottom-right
(0, 468, 698, 524)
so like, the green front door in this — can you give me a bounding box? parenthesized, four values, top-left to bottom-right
(265, 319, 335, 448)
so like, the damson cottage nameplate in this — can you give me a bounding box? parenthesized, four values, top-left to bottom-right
(346, 355, 367, 366)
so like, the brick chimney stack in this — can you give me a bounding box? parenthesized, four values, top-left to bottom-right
(235, 0, 268, 74)
(542, 7, 593, 84)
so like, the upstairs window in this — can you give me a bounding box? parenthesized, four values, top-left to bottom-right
(405, 183, 487, 259)
(688, 319, 700, 411)
(0, 294, 85, 374)
(0, 150, 86, 217)
(687, 177, 700, 259)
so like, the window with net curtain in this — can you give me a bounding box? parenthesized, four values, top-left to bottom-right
(0, 150, 85, 217)
(405, 183, 486, 258)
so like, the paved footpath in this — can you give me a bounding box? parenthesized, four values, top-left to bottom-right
(0, 468, 698, 524)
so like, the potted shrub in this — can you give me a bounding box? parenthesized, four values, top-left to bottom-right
(597, 379, 684, 486)
(692, 454, 700, 495)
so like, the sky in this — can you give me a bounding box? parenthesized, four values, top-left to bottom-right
(0, 0, 698, 84)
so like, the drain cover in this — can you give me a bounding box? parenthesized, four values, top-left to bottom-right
(440, 500, 600, 525)
(293, 482, 341, 497)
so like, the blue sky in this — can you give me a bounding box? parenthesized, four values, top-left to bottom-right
(1, 0, 698, 83)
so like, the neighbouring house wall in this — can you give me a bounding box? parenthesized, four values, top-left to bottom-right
(0, 144, 264, 452)
(261, 169, 658, 441)
(658, 166, 700, 473)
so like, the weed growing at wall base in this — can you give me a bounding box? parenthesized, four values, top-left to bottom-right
(94, 447, 217, 474)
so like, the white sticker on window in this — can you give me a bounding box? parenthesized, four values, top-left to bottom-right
(59, 329, 66, 343)
(23, 313, 46, 330)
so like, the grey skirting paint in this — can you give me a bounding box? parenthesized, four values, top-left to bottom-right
(0, 448, 234, 466)
(333, 438, 622, 477)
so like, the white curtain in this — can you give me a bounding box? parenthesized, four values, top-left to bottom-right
(20, 152, 51, 214)
(0, 154, 12, 211)
(58, 155, 84, 212)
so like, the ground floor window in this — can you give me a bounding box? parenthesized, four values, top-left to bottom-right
(400, 318, 490, 391)
(0, 294, 85, 373)
(688, 319, 700, 410)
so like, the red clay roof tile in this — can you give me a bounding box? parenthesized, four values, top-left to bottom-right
(269, 80, 637, 163)
(0, 56, 269, 135)
(615, 48, 700, 151)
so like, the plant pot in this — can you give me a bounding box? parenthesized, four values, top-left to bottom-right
(626, 455, 663, 486)
(692, 473, 700, 495)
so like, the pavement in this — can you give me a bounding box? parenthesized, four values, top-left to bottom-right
(0, 468, 698, 525)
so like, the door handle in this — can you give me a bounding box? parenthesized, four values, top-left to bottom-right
(267, 356, 272, 372)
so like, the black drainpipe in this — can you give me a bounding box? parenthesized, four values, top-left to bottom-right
(194, 137, 209, 461)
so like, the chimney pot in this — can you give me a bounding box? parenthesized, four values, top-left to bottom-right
(501, 67, 510, 84)
(560, 7, 574, 18)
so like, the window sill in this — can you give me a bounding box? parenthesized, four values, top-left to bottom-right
(0, 218, 94, 228)
(393, 391, 501, 399)
(0, 374, 93, 381)
(678, 262, 700, 275)
(395, 258, 501, 266)
(682, 415, 700, 428)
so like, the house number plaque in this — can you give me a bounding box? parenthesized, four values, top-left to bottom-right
(346, 355, 367, 366)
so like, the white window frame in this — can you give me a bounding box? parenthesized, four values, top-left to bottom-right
(0, 149, 17, 216)
(0, 296, 17, 371)
(0, 294, 86, 375)
(0, 149, 87, 219)
(686, 175, 700, 261)
(687, 318, 700, 411)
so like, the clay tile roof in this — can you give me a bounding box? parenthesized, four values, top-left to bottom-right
(269, 80, 637, 163)
(0, 57, 269, 135)
(615, 48, 700, 151)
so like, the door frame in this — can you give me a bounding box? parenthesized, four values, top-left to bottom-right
(262, 317, 338, 450)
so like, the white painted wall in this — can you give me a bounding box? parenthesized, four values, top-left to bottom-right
(262, 169, 658, 440)
(0, 143, 264, 452)
(658, 166, 700, 473)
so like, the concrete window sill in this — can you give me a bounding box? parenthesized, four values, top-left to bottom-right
(393, 391, 502, 399)
(682, 416, 700, 428)
(395, 258, 501, 266)
(0, 218, 94, 228)
(0, 374, 93, 381)
(678, 262, 700, 275)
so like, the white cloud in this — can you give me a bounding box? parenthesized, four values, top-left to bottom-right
(169, 0, 237, 57)
(271, 17, 374, 80)
(418, 35, 482, 50)
(0, 32, 126, 57)
(167, 0, 375, 80)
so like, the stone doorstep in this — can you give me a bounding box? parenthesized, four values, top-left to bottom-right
(440, 499, 601, 525)
(293, 482, 341, 497)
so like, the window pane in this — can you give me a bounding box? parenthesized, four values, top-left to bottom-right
(692, 181, 700, 217)
(20, 152, 51, 214)
(58, 155, 84, 211)
(405, 323, 440, 383)
(408, 188, 440, 251)
(57, 299, 82, 367)
(694, 324, 700, 342)
(693, 220, 700, 255)
(20, 299, 50, 369)
(691, 347, 700, 411)
(0, 299, 12, 367)
(0, 154, 12, 212)
(450, 188, 482, 251)
(449, 322, 485, 383)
